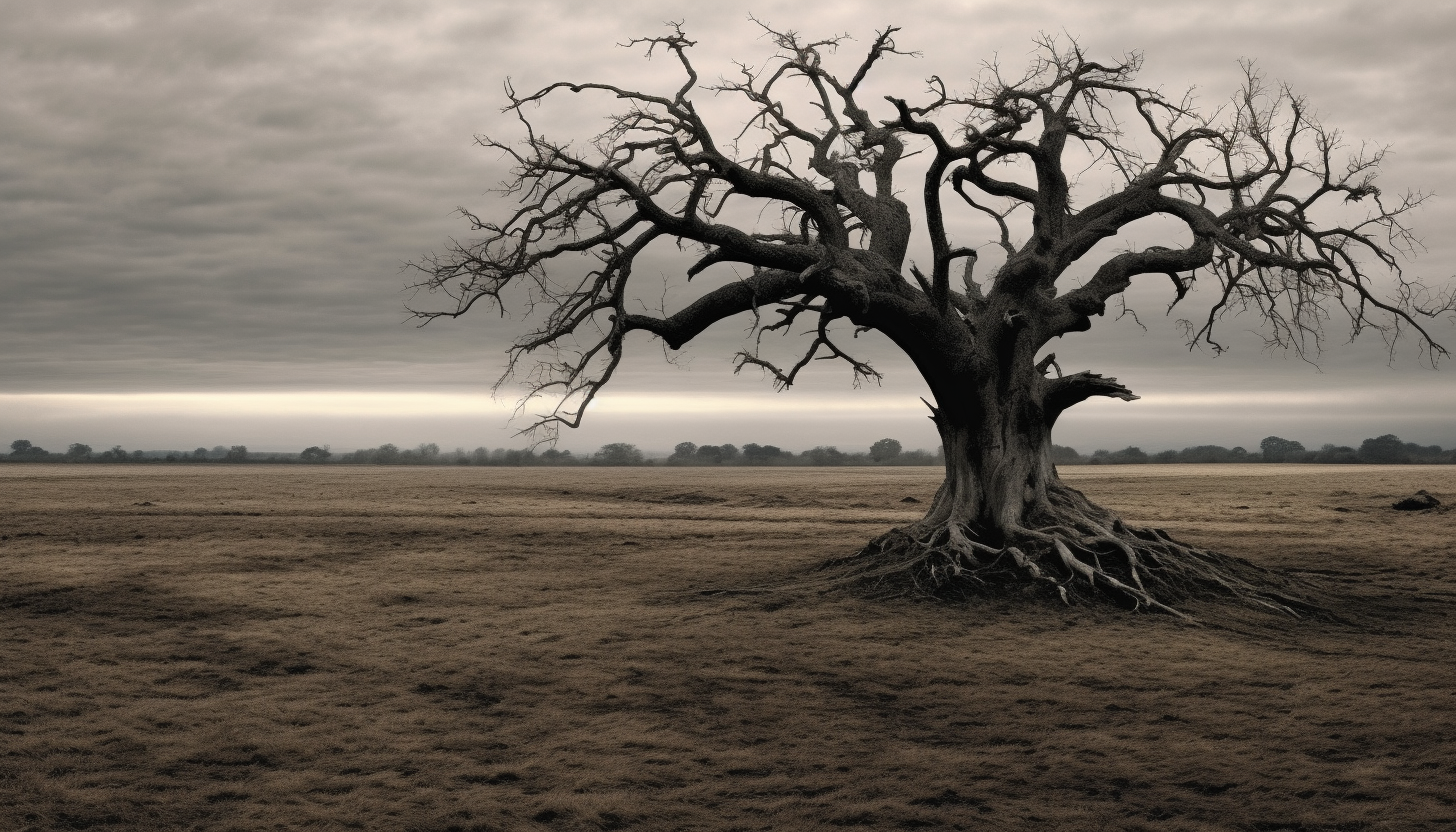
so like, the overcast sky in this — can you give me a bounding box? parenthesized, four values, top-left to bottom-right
(3, 0, 1454, 455)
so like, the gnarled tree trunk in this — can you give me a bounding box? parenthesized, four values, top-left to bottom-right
(825, 330, 1319, 618)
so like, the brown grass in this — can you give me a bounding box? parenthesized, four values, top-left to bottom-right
(2, 463, 1454, 831)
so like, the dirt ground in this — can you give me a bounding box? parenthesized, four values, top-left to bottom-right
(2, 463, 1454, 831)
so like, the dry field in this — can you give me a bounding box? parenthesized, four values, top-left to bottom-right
(2, 463, 1454, 832)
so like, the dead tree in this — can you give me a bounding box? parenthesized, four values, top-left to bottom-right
(412, 24, 1452, 616)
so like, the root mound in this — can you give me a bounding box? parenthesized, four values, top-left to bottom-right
(820, 483, 1324, 620)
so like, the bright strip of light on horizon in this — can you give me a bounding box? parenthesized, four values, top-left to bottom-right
(3, 386, 1454, 418)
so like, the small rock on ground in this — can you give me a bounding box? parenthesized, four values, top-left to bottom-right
(1392, 490, 1441, 511)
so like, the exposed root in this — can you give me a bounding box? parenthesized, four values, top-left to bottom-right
(819, 483, 1326, 620)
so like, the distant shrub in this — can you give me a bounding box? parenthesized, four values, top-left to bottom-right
(741, 443, 787, 465)
(805, 446, 846, 466)
(300, 446, 332, 462)
(869, 438, 902, 463)
(1359, 434, 1409, 464)
(1050, 444, 1083, 465)
(1260, 436, 1307, 463)
(1090, 446, 1148, 465)
(593, 443, 644, 466)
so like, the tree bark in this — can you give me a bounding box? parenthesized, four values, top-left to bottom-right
(916, 373, 1055, 542)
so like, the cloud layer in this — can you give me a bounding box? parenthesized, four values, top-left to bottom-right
(2, 0, 1453, 449)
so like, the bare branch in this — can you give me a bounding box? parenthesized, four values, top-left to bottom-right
(734, 306, 882, 389)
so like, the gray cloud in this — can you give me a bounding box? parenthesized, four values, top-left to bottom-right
(1, 0, 1453, 449)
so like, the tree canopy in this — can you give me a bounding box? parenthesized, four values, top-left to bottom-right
(412, 23, 1450, 442)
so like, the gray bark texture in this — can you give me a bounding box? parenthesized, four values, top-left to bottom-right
(412, 24, 1452, 616)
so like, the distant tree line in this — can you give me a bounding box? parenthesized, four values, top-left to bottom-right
(1062, 435, 1456, 465)
(7, 435, 1455, 466)
(4, 441, 266, 463)
(290, 439, 945, 466)
(661, 438, 941, 466)
(2, 438, 941, 467)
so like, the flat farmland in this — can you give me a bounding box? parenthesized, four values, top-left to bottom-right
(2, 464, 1454, 831)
